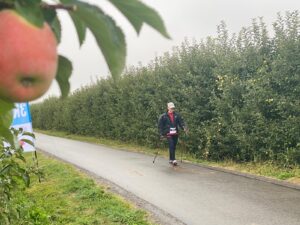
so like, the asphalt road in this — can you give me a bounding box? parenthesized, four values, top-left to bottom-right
(35, 133, 300, 225)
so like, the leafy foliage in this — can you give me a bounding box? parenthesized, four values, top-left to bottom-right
(0, 128, 40, 223)
(32, 11, 300, 166)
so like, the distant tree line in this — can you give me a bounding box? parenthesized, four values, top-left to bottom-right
(31, 11, 300, 166)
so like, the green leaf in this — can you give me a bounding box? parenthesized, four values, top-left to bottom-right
(3, 130, 14, 145)
(22, 132, 36, 139)
(0, 101, 12, 113)
(107, 0, 171, 38)
(69, 13, 87, 46)
(11, 127, 20, 136)
(0, 99, 13, 126)
(56, 55, 73, 98)
(14, 0, 44, 28)
(64, 0, 126, 79)
(0, 165, 11, 175)
(23, 172, 30, 187)
(51, 15, 62, 43)
(20, 139, 34, 147)
(42, 7, 61, 43)
(0, 99, 14, 144)
(42, 7, 56, 24)
(16, 154, 26, 163)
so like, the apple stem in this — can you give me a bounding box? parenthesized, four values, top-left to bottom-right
(41, 3, 77, 12)
(0, 2, 76, 12)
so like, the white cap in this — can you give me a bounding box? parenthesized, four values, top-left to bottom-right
(167, 102, 175, 109)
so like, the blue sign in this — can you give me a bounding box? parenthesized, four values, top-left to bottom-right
(11, 103, 35, 152)
(12, 103, 32, 125)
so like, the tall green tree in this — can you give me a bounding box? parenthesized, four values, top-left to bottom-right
(32, 10, 300, 166)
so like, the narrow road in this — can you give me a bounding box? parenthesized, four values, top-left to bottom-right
(35, 133, 300, 225)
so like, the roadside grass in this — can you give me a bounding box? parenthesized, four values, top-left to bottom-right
(12, 152, 153, 225)
(35, 129, 300, 185)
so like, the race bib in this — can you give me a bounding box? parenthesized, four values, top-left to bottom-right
(169, 127, 177, 135)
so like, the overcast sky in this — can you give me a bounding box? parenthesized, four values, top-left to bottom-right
(37, 0, 300, 101)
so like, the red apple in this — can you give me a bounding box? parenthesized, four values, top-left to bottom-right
(0, 9, 58, 102)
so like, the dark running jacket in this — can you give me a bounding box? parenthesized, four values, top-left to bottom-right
(158, 112, 186, 136)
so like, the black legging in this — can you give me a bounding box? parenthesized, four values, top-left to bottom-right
(167, 136, 178, 161)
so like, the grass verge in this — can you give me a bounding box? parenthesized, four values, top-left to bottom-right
(35, 129, 300, 185)
(11, 152, 154, 225)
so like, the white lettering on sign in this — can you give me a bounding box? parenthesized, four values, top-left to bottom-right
(13, 103, 27, 119)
